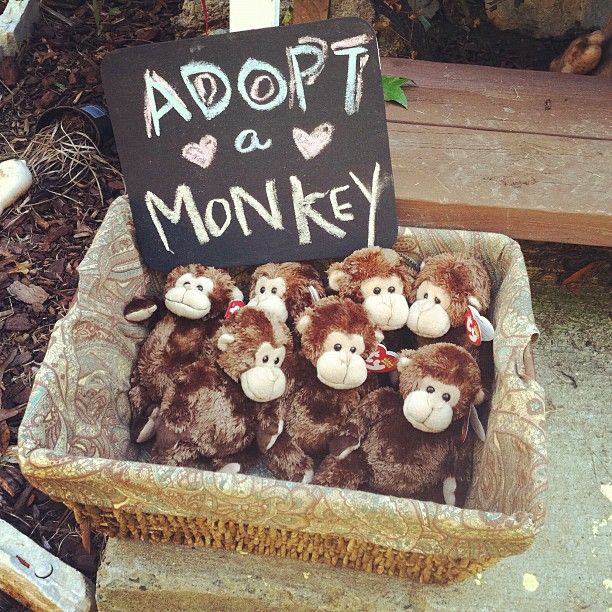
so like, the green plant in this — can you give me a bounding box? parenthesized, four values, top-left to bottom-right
(382, 75, 416, 109)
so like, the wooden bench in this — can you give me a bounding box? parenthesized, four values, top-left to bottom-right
(381, 58, 612, 246)
(293, 0, 612, 246)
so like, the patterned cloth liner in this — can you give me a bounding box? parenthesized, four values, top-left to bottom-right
(18, 196, 546, 561)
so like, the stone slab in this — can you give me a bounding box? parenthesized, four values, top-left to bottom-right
(96, 279, 611, 610)
(0, 0, 40, 58)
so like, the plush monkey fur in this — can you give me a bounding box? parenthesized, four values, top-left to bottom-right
(246, 262, 325, 326)
(407, 253, 491, 358)
(327, 247, 416, 352)
(129, 264, 243, 443)
(150, 307, 292, 469)
(314, 343, 485, 506)
(261, 296, 380, 483)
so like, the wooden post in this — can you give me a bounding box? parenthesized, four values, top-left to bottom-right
(293, 0, 330, 23)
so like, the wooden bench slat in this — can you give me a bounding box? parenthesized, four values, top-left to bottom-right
(389, 122, 612, 246)
(381, 58, 612, 141)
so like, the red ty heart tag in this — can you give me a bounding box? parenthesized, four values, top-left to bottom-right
(224, 300, 245, 319)
(465, 305, 494, 346)
(465, 307, 482, 346)
(366, 344, 399, 373)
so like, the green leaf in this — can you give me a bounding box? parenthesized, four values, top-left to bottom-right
(381, 75, 416, 109)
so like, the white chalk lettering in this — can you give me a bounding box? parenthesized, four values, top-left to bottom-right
(230, 180, 284, 236)
(145, 185, 209, 252)
(181, 62, 232, 120)
(329, 185, 353, 221)
(238, 58, 287, 111)
(205, 198, 232, 237)
(286, 39, 327, 111)
(144, 69, 192, 138)
(349, 162, 382, 247)
(290, 176, 345, 244)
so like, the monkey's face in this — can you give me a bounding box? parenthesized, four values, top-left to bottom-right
(360, 275, 409, 331)
(248, 276, 289, 322)
(164, 272, 215, 320)
(315, 331, 367, 390)
(407, 281, 453, 338)
(402, 375, 461, 433)
(239, 342, 287, 402)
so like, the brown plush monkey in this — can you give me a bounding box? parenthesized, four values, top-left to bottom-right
(129, 264, 243, 443)
(314, 343, 485, 506)
(327, 247, 416, 352)
(151, 307, 292, 471)
(246, 262, 325, 326)
(407, 253, 492, 359)
(261, 296, 381, 483)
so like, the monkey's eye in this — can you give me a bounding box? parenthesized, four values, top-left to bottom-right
(259, 286, 265, 294)
(271, 287, 278, 294)
(197, 285, 204, 291)
(434, 297, 441, 304)
(373, 287, 381, 295)
(424, 292, 429, 299)
(350, 346, 356, 353)
(274, 357, 280, 364)
(426, 386, 435, 393)
(388, 286, 396, 293)
(263, 356, 269, 363)
(183, 281, 191, 288)
(442, 393, 451, 402)
(334, 343, 342, 351)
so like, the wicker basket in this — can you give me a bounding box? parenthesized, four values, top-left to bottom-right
(18, 196, 546, 584)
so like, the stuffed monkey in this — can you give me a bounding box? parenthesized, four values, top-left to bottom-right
(150, 307, 292, 471)
(128, 264, 243, 443)
(245, 262, 325, 340)
(407, 253, 493, 368)
(261, 296, 381, 483)
(327, 247, 416, 352)
(314, 343, 485, 506)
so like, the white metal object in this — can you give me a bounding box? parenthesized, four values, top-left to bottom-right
(0, 159, 33, 214)
(229, 0, 280, 32)
(0, 0, 40, 58)
(0, 519, 96, 611)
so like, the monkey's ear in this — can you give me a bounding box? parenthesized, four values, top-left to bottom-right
(397, 349, 415, 372)
(375, 329, 385, 343)
(327, 268, 349, 292)
(217, 333, 236, 352)
(467, 295, 483, 311)
(231, 287, 244, 302)
(474, 388, 485, 405)
(295, 314, 311, 336)
(380, 248, 400, 265)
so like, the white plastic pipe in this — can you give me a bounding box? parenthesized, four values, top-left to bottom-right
(0, 159, 33, 214)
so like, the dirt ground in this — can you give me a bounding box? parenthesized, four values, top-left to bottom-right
(0, 1, 609, 609)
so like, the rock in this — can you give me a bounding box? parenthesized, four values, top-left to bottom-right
(0, 159, 33, 215)
(174, 0, 292, 31)
(486, 0, 611, 39)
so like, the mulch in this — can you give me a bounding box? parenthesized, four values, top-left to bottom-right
(0, 1, 608, 605)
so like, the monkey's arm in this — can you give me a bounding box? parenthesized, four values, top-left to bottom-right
(328, 388, 399, 459)
(256, 401, 285, 452)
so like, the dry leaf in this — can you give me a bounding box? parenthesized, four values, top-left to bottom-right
(9, 261, 31, 275)
(0, 421, 9, 456)
(8, 280, 50, 305)
(561, 261, 600, 285)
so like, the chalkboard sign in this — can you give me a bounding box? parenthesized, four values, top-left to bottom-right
(101, 18, 397, 272)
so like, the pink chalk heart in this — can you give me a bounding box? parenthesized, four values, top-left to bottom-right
(293, 123, 334, 160)
(181, 135, 217, 170)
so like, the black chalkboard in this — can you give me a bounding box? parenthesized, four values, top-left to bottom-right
(101, 18, 398, 272)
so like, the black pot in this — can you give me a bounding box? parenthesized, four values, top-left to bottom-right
(36, 103, 114, 150)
